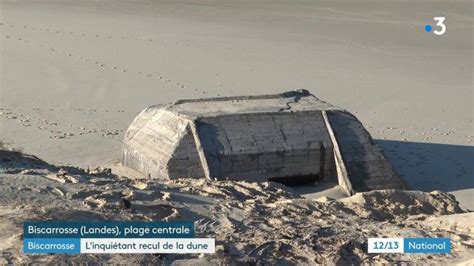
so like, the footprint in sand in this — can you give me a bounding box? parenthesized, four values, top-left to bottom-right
(1, 108, 126, 140)
(4, 24, 192, 91)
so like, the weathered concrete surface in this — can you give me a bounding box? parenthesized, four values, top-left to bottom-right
(327, 110, 408, 192)
(196, 111, 334, 182)
(122, 90, 408, 194)
(122, 108, 204, 179)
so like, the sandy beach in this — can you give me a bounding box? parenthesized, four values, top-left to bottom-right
(0, 0, 473, 263)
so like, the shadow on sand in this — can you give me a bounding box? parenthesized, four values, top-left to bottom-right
(377, 140, 474, 192)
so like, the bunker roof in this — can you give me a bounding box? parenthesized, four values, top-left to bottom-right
(160, 90, 340, 118)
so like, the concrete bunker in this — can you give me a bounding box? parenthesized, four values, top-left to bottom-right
(122, 90, 408, 195)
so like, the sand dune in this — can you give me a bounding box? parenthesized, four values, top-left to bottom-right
(0, 150, 473, 264)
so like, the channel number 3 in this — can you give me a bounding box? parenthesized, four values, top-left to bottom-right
(433, 17, 446, 35)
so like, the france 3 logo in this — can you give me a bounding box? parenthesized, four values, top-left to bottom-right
(425, 17, 446, 35)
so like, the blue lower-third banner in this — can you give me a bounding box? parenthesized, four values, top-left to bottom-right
(23, 221, 215, 254)
(368, 237, 451, 254)
(24, 238, 81, 254)
(24, 238, 215, 254)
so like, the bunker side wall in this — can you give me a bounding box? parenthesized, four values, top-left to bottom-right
(326, 110, 409, 191)
(167, 124, 205, 179)
(122, 109, 191, 179)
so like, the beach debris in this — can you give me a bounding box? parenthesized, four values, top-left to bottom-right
(65, 175, 79, 183)
(47, 186, 65, 196)
(87, 166, 112, 176)
(163, 208, 180, 221)
(69, 189, 101, 200)
(131, 180, 148, 190)
(121, 189, 134, 199)
(119, 198, 131, 210)
(45, 174, 66, 183)
(19, 169, 37, 175)
(161, 192, 171, 201)
(83, 196, 107, 209)
(44, 168, 79, 184)
(20, 186, 41, 193)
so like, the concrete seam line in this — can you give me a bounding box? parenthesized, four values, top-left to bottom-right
(321, 110, 354, 196)
(189, 120, 213, 181)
